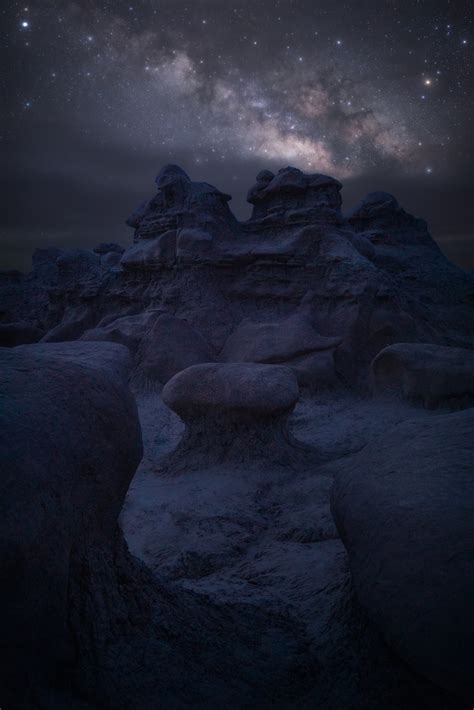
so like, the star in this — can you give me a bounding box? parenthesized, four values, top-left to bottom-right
(21, 20, 29, 28)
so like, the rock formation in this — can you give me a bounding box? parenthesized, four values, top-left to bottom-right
(331, 408, 474, 702)
(162, 362, 303, 468)
(0, 342, 143, 706)
(371, 342, 474, 409)
(1, 164, 473, 708)
(0, 342, 311, 708)
(2, 164, 473, 386)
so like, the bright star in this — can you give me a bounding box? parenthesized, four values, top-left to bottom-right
(21, 20, 29, 28)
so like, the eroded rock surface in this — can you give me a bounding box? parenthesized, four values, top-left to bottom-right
(371, 342, 474, 408)
(0, 342, 143, 706)
(2, 164, 472, 390)
(331, 408, 474, 702)
(0, 342, 314, 709)
(162, 362, 303, 468)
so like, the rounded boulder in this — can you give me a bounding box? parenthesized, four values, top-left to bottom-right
(162, 362, 299, 420)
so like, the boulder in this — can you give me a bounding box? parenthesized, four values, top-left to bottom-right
(163, 362, 299, 419)
(371, 342, 474, 408)
(133, 313, 214, 387)
(222, 313, 341, 388)
(331, 409, 474, 702)
(0, 342, 143, 706)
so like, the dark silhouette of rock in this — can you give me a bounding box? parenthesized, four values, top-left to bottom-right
(247, 166, 342, 222)
(127, 164, 237, 242)
(4, 164, 473, 385)
(331, 408, 474, 702)
(371, 342, 474, 408)
(347, 191, 436, 248)
(0, 341, 143, 707)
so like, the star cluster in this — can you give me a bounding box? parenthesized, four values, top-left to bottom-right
(2, 0, 473, 268)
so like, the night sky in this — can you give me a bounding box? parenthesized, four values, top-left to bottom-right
(3, 0, 473, 271)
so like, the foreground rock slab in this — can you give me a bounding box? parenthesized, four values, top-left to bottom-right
(331, 408, 474, 702)
(0, 341, 143, 706)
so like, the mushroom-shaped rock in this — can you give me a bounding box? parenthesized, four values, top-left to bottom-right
(371, 342, 474, 409)
(162, 363, 301, 467)
(247, 166, 342, 221)
(331, 408, 474, 702)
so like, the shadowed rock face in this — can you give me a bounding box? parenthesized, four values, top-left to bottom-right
(331, 408, 474, 702)
(371, 342, 474, 408)
(0, 342, 143, 707)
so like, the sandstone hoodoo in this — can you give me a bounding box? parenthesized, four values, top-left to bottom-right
(1, 163, 474, 709)
(162, 362, 302, 466)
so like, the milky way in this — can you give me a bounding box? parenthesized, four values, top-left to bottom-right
(3, 0, 473, 269)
